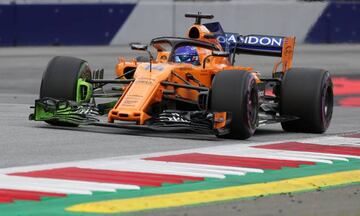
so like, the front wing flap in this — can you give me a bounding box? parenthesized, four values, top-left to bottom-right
(29, 97, 99, 125)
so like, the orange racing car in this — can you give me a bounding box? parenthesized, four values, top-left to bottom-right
(30, 13, 333, 139)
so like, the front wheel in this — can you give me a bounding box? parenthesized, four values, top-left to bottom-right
(210, 70, 258, 139)
(40, 56, 93, 126)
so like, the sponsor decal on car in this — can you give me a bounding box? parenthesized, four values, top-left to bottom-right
(239, 35, 283, 47)
(144, 64, 164, 71)
(217, 34, 284, 47)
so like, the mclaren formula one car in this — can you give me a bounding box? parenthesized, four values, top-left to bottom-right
(30, 13, 333, 139)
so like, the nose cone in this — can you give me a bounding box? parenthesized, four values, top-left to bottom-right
(108, 63, 173, 125)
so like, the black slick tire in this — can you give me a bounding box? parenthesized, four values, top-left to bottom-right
(210, 70, 258, 139)
(40, 56, 92, 127)
(280, 67, 333, 133)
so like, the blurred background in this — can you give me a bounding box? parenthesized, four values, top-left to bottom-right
(0, 0, 359, 108)
(0, 0, 360, 46)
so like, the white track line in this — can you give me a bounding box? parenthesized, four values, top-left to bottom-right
(199, 148, 348, 163)
(139, 160, 246, 176)
(0, 175, 139, 195)
(303, 136, 360, 146)
(80, 160, 226, 179)
(78, 162, 264, 175)
(144, 161, 264, 174)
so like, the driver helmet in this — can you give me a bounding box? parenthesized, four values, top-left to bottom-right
(174, 46, 200, 65)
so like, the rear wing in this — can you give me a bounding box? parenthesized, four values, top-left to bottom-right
(203, 22, 295, 72)
(221, 33, 295, 72)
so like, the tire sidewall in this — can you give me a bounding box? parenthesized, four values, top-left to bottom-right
(40, 56, 91, 102)
(319, 72, 333, 130)
(280, 68, 333, 133)
(211, 70, 258, 139)
(233, 75, 257, 136)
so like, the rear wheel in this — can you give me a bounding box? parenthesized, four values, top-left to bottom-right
(280, 67, 333, 133)
(40, 56, 92, 126)
(210, 70, 258, 139)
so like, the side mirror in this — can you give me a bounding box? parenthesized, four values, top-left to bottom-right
(203, 51, 230, 69)
(130, 43, 155, 71)
(212, 51, 230, 57)
(130, 43, 148, 51)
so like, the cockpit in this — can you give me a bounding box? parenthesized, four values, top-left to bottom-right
(149, 37, 221, 66)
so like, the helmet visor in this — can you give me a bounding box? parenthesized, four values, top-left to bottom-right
(175, 54, 199, 63)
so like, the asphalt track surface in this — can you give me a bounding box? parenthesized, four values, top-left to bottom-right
(0, 45, 359, 215)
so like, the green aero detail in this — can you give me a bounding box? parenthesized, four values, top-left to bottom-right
(76, 78, 93, 104)
(97, 100, 117, 115)
(30, 98, 99, 125)
(33, 99, 74, 121)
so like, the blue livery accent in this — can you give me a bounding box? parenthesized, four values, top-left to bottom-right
(204, 22, 285, 56)
(216, 32, 239, 50)
(203, 22, 224, 36)
(236, 35, 284, 56)
(217, 33, 284, 52)
(204, 22, 284, 56)
(0, 3, 135, 46)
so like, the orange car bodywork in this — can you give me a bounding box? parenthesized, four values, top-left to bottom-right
(109, 24, 295, 128)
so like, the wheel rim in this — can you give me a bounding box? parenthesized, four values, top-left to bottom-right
(76, 63, 92, 103)
(247, 84, 258, 129)
(321, 81, 333, 128)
